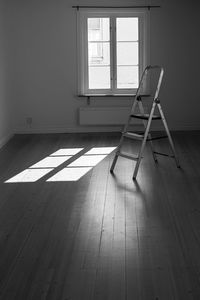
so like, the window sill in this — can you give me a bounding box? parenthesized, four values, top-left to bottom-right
(78, 94, 150, 105)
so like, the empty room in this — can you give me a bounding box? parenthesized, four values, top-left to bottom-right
(0, 0, 200, 299)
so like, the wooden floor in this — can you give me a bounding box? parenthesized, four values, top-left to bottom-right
(0, 132, 200, 300)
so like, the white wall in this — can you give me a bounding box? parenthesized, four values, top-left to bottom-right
(0, 1, 12, 147)
(5, 0, 200, 133)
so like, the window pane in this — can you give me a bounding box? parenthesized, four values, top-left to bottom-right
(117, 42, 138, 66)
(117, 18, 138, 41)
(117, 66, 138, 89)
(116, 17, 139, 89)
(88, 42, 110, 65)
(88, 18, 110, 41)
(89, 66, 110, 89)
(88, 18, 110, 89)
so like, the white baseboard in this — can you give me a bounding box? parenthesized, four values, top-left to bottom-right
(0, 132, 13, 149)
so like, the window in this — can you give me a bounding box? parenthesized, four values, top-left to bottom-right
(77, 9, 149, 95)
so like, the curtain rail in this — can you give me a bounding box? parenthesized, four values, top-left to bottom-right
(72, 5, 161, 10)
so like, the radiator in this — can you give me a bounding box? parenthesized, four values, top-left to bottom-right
(79, 107, 132, 125)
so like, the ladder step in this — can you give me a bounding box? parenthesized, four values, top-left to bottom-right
(147, 135, 168, 141)
(153, 151, 175, 158)
(118, 151, 138, 161)
(131, 113, 161, 120)
(123, 132, 144, 140)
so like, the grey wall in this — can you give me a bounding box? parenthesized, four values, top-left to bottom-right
(5, 0, 200, 133)
(150, 0, 200, 130)
(0, 1, 12, 147)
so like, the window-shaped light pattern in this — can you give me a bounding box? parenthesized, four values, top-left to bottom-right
(88, 18, 110, 89)
(116, 18, 139, 89)
(5, 147, 116, 183)
(47, 147, 116, 182)
(5, 148, 83, 183)
(5, 168, 53, 183)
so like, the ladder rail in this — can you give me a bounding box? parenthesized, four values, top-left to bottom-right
(138, 100, 158, 163)
(133, 101, 157, 179)
(157, 103, 180, 168)
(130, 67, 148, 115)
(110, 113, 134, 172)
(110, 71, 144, 172)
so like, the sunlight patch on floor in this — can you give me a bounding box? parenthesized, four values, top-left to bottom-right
(5, 168, 53, 183)
(86, 147, 116, 155)
(50, 148, 83, 156)
(46, 167, 92, 182)
(5, 147, 116, 183)
(29, 156, 72, 169)
(5, 148, 83, 183)
(68, 155, 107, 167)
(46, 147, 116, 182)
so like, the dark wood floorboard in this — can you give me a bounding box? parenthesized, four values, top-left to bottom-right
(0, 132, 200, 300)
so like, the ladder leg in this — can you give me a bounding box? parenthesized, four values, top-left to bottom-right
(110, 116, 132, 172)
(110, 154, 118, 172)
(138, 101, 158, 163)
(110, 97, 139, 173)
(157, 103, 180, 168)
(133, 104, 156, 180)
(148, 134, 158, 163)
(110, 137, 123, 172)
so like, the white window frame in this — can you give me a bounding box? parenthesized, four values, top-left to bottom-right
(77, 8, 149, 95)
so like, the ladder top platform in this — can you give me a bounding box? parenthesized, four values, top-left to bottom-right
(131, 113, 162, 120)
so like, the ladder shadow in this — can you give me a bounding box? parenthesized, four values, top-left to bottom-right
(110, 172, 144, 195)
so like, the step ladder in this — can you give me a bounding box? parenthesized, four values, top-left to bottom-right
(110, 65, 180, 180)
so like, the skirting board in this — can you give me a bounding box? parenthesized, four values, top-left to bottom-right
(14, 125, 126, 134)
(0, 132, 13, 149)
(14, 118, 200, 134)
(14, 123, 200, 134)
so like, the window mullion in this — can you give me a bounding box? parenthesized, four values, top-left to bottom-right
(110, 17, 115, 93)
(85, 17, 89, 93)
(112, 17, 117, 93)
